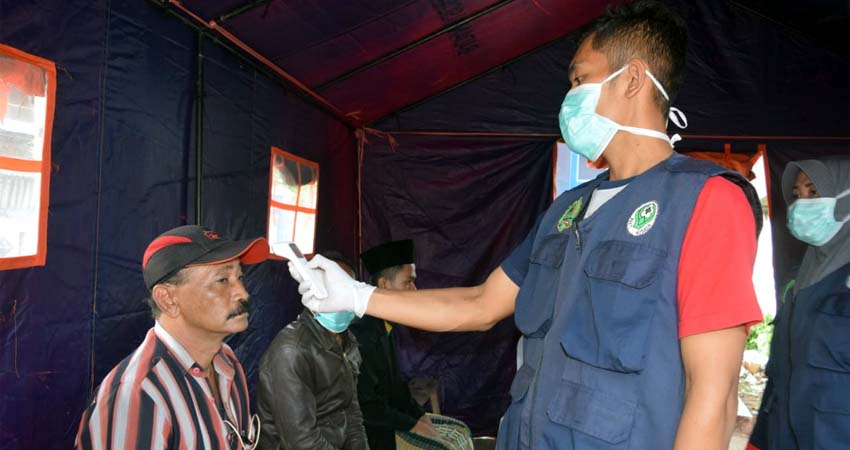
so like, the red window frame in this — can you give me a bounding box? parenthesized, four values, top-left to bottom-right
(0, 44, 56, 270)
(267, 147, 319, 254)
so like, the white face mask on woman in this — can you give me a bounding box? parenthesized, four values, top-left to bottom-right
(787, 188, 850, 246)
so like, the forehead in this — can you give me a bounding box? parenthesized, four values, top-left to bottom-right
(570, 36, 610, 74)
(187, 259, 242, 278)
(397, 263, 416, 279)
(794, 170, 813, 186)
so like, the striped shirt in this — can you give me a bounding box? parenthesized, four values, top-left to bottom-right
(75, 323, 254, 450)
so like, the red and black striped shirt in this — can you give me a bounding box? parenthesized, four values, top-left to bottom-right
(75, 323, 254, 450)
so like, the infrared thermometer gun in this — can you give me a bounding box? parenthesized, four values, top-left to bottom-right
(272, 242, 328, 299)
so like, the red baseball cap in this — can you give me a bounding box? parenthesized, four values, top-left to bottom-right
(142, 225, 270, 290)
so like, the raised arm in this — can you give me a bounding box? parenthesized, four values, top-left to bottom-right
(366, 266, 518, 332)
(298, 256, 519, 333)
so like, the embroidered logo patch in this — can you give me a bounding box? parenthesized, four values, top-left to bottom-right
(557, 197, 583, 232)
(627, 201, 659, 236)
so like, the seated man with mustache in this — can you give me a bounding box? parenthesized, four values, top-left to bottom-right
(76, 225, 269, 450)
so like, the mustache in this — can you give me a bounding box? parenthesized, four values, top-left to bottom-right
(227, 300, 251, 319)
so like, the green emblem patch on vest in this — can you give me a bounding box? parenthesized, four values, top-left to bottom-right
(627, 201, 659, 236)
(557, 197, 583, 232)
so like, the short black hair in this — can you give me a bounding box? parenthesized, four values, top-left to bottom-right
(371, 265, 403, 286)
(322, 251, 358, 279)
(144, 267, 188, 319)
(583, 0, 687, 113)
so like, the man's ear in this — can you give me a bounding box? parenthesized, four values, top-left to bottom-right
(376, 277, 389, 289)
(624, 58, 648, 100)
(152, 284, 180, 318)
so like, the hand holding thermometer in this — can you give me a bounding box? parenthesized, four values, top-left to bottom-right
(272, 242, 328, 298)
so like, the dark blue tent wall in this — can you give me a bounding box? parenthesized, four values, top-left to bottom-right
(0, 1, 356, 449)
(1, 2, 108, 448)
(360, 135, 554, 434)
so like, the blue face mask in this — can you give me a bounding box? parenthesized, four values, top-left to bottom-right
(787, 188, 850, 246)
(557, 66, 687, 162)
(315, 311, 356, 333)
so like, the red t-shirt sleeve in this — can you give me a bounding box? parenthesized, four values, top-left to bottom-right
(677, 176, 763, 339)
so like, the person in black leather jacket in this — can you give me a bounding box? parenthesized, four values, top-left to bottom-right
(257, 256, 368, 450)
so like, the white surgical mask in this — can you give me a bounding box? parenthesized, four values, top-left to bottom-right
(787, 188, 850, 246)
(558, 66, 687, 162)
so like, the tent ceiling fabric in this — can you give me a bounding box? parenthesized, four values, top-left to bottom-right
(732, 0, 848, 56)
(179, 0, 621, 124)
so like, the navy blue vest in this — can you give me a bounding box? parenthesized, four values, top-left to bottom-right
(498, 153, 756, 450)
(749, 262, 850, 450)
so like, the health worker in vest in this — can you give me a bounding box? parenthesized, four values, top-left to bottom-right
(748, 158, 850, 450)
(294, 1, 764, 449)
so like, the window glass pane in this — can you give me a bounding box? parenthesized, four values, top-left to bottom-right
(268, 206, 295, 245)
(0, 55, 48, 161)
(0, 169, 40, 257)
(297, 163, 318, 209)
(271, 154, 299, 205)
(294, 212, 315, 254)
(554, 142, 605, 197)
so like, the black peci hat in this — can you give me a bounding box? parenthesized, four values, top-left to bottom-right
(142, 225, 270, 290)
(360, 239, 415, 275)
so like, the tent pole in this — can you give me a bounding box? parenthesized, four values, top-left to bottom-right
(758, 143, 772, 217)
(379, 130, 850, 141)
(679, 135, 849, 141)
(164, 0, 359, 129)
(218, 0, 271, 24)
(384, 131, 559, 138)
(195, 32, 204, 224)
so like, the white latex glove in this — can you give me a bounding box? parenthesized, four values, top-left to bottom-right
(293, 254, 376, 317)
(287, 261, 325, 298)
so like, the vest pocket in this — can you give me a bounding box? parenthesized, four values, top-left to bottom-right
(813, 394, 850, 450)
(545, 379, 636, 446)
(807, 294, 850, 373)
(561, 240, 666, 373)
(515, 233, 569, 337)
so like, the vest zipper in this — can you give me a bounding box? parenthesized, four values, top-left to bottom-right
(573, 227, 582, 253)
(527, 361, 541, 448)
(785, 294, 799, 447)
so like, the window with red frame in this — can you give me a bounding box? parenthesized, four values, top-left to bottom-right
(268, 148, 319, 254)
(552, 141, 606, 198)
(0, 45, 56, 270)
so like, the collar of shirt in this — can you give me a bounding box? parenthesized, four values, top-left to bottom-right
(153, 322, 236, 381)
(302, 310, 358, 354)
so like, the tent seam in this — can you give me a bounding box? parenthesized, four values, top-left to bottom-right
(89, 0, 112, 394)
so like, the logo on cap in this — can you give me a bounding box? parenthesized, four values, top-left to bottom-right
(204, 230, 221, 240)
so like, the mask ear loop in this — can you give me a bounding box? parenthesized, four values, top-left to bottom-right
(834, 188, 850, 222)
(643, 70, 687, 147)
(667, 107, 688, 129)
